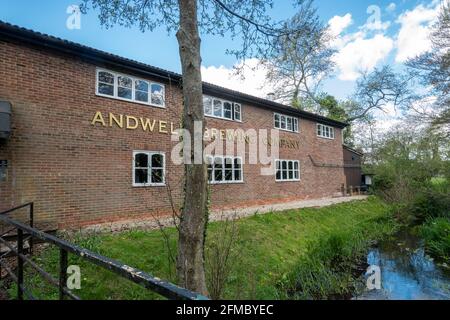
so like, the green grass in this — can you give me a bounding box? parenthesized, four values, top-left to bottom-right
(6, 197, 397, 300)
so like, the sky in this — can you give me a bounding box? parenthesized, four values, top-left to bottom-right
(0, 0, 441, 121)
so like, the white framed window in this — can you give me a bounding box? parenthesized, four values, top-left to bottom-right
(275, 160, 300, 182)
(203, 95, 242, 122)
(274, 113, 299, 133)
(207, 155, 243, 184)
(317, 123, 335, 139)
(96, 68, 165, 108)
(133, 151, 165, 187)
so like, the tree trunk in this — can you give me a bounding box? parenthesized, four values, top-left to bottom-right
(175, 0, 208, 295)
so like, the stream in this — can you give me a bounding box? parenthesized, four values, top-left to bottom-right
(354, 229, 450, 300)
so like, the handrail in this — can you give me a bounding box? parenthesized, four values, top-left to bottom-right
(0, 203, 208, 300)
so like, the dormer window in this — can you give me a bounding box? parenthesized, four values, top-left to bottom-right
(96, 69, 165, 108)
(274, 113, 298, 133)
(203, 96, 242, 122)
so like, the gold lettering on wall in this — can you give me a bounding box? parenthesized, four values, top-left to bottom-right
(159, 120, 168, 133)
(91, 111, 179, 135)
(109, 113, 123, 128)
(91, 111, 106, 126)
(126, 116, 139, 130)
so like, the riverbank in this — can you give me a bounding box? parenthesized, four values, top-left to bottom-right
(4, 197, 397, 299)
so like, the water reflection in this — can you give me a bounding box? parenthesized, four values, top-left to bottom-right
(355, 229, 450, 300)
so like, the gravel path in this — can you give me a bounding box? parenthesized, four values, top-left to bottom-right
(209, 195, 368, 222)
(81, 195, 368, 234)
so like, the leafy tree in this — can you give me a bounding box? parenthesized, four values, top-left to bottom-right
(348, 65, 412, 122)
(406, 0, 450, 134)
(80, 0, 311, 295)
(263, 0, 336, 107)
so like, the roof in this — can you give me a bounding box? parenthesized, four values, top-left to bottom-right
(343, 145, 364, 156)
(0, 20, 348, 129)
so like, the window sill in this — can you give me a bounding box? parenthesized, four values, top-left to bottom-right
(96, 92, 166, 109)
(317, 135, 335, 140)
(274, 128, 299, 134)
(208, 181, 245, 185)
(132, 183, 166, 188)
(205, 114, 242, 123)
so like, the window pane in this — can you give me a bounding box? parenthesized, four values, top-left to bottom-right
(225, 169, 233, 181)
(223, 102, 232, 119)
(288, 161, 293, 170)
(293, 119, 298, 132)
(294, 169, 299, 180)
(234, 158, 241, 169)
(282, 170, 288, 180)
(287, 117, 292, 131)
(281, 116, 286, 129)
(135, 169, 148, 184)
(282, 161, 287, 170)
(98, 83, 114, 96)
(203, 96, 213, 115)
(151, 169, 163, 183)
(288, 169, 294, 180)
(214, 157, 223, 181)
(276, 169, 281, 180)
(99, 71, 114, 84)
(151, 84, 164, 106)
(135, 153, 148, 167)
(118, 87, 132, 99)
(213, 100, 222, 117)
(135, 80, 148, 92)
(274, 114, 280, 128)
(208, 168, 213, 182)
(234, 104, 241, 121)
(317, 125, 321, 136)
(294, 161, 299, 170)
(118, 76, 132, 88)
(152, 154, 163, 168)
(135, 91, 148, 102)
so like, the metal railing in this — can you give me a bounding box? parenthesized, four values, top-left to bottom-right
(0, 202, 207, 300)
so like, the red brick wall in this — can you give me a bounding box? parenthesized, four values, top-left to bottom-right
(0, 40, 346, 229)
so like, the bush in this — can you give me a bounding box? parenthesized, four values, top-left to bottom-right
(420, 218, 450, 262)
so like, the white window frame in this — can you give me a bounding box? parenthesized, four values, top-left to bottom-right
(96, 68, 165, 108)
(207, 155, 244, 184)
(274, 113, 299, 133)
(203, 95, 242, 122)
(316, 123, 335, 139)
(275, 159, 300, 182)
(132, 151, 166, 187)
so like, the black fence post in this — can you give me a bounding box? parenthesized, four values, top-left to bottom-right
(59, 248, 68, 300)
(17, 229, 23, 300)
(29, 202, 34, 254)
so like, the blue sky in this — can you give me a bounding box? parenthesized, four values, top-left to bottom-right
(0, 0, 440, 102)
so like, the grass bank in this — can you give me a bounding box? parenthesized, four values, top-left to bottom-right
(6, 197, 397, 300)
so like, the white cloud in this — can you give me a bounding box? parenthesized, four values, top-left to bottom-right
(386, 3, 396, 13)
(328, 11, 394, 81)
(201, 59, 270, 98)
(332, 34, 394, 81)
(395, 3, 439, 62)
(328, 13, 352, 36)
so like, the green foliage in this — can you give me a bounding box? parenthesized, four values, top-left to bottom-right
(7, 198, 395, 300)
(420, 218, 450, 262)
(277, 206, 396, 299)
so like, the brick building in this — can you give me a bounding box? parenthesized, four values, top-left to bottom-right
(0, 22, 349, 229)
